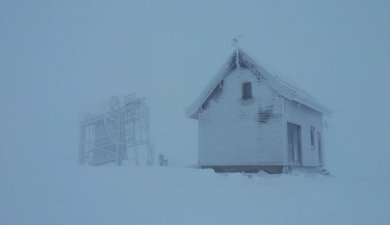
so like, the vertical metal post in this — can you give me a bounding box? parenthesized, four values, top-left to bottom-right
(116, 144, 122, 166)
(79, 124, 85, 165)
(281, 97, 289, 174)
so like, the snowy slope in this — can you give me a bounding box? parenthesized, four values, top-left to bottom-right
(1, 165, 389, 225)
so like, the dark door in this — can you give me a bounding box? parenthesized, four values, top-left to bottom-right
(287, 122, 302, 165)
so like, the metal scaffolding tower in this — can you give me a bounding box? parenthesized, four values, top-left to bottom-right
(79, 94, 154, 166)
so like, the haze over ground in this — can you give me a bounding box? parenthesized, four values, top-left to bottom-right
(0, 0, 389, 177)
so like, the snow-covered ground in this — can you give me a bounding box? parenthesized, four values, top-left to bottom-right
(1, 165, 389, 225)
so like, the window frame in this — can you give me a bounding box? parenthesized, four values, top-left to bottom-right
(242, 82, 252, 100)
(310, 126, 315, 150)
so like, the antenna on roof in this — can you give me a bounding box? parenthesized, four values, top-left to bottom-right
(232, 38, 239, 47)
(232, 33, 243, 48)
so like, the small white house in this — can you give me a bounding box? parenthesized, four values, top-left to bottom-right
(186, 48, 331, 173)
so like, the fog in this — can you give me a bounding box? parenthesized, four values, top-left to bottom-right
(1, 0, 389, 177)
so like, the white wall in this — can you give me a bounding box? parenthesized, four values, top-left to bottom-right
(198, 68, 284, 166)
(284, 99, 323, 166)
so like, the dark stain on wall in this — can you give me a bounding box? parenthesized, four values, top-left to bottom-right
(258, 107, 273, 123)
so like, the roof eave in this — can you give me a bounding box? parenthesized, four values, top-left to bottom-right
(185, 51, 237, 120)
(292, 95, 332, 117)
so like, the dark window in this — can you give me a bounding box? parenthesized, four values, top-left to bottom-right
(242, 82, 252, 100)
(310, 126, 315, 149)
(317, 131, 322, 163)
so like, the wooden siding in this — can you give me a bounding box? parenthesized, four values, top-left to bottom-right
(284, 99, 323, 166)
(198, 68, 285, 166)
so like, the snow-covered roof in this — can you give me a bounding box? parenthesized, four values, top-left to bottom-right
(186, 48, 332, 119)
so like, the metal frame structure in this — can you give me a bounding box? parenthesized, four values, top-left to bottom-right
(79, 95, 154, 166)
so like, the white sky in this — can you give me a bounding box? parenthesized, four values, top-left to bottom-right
(1, 0, 389, 176)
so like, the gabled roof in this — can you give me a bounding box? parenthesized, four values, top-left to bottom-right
(186, 48, 332, 119)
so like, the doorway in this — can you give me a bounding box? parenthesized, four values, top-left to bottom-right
(287, 122, 302, 165)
